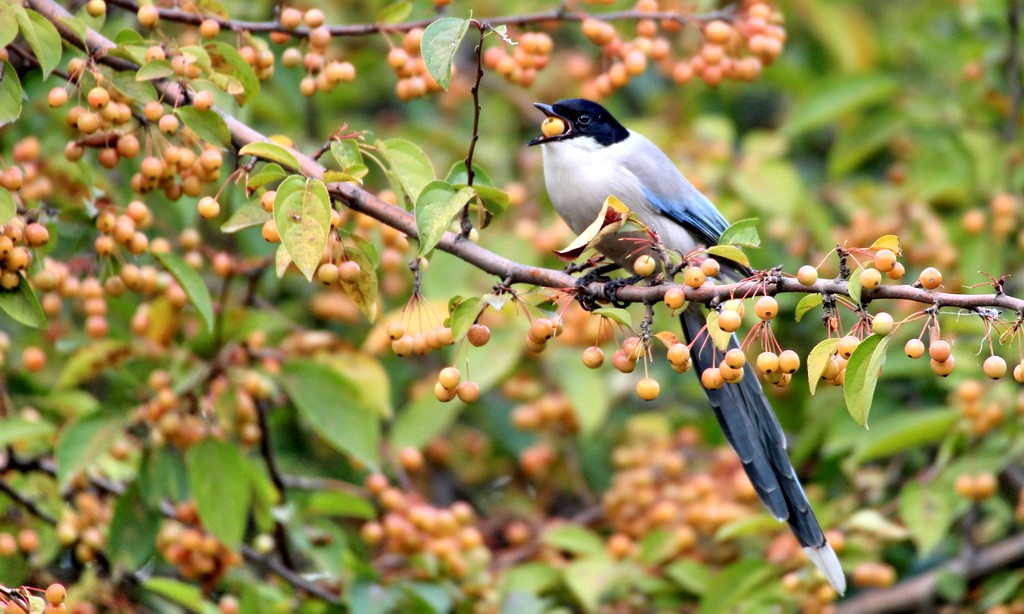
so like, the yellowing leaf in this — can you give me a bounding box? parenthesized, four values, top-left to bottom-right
(869, 234, 902, 255)
(274, 176, 331, 282)
(847, 265, 864, 304)
(807, 337, 840, 395)
(238, 142, 300, 171)
(706, 244, 750, 269)
(339, 244, 379, 322)
(554, 196, 629, 261)
(705, 311, 732, 351)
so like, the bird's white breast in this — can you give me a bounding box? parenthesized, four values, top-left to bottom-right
(540, 137, 645, 235)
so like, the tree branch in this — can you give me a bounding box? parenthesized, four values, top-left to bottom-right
(835, 533, 1024, 614)
(30, 0, 1024, 322)
(102, 0, 722, 36)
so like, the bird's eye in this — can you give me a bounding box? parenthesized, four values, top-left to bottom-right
(577, 114, 591, 126)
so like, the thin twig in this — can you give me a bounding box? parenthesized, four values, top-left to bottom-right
(102, 0, 721, 36)
(460, 22, 486, 239)
(0, 478, 58, 526)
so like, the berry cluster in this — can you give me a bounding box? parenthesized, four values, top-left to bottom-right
(157, 503, 242, 583)
(671, 3, 785, 87)
(360, 476, 492, 593)
(511, 392, 580, 434)
(482, 32, 554, 88)
(953, 380, 1008, 437)
(277, 8, 357, 96)
(56, 491, 112, 564)
(386, 29, 446, 100)
(433, 366, 481, 403)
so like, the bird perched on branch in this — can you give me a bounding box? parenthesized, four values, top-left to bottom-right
(528, 98, 845, 595)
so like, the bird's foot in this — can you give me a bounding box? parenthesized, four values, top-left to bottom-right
(603, 274, 643, 308)
(573, 263, 620, 311)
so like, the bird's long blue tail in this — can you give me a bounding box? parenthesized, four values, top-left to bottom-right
(680, 304, 846, 595)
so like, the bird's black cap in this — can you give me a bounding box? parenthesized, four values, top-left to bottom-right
(528, 98, 630, 147)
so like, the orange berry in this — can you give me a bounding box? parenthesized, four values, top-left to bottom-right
(859, 267, 882, 290)
(905, 338, 925, 358)
(754, 296, 778, 320)
(756, 351, 780, 375)
(456, 381, 480, 403)
(684, 266, 706, 288)
(636, 377, 660, 401)
(633, 254, 656, 276)
(700, 367, 724, 390)
(467, 324, 490, 347)
(717, 309, 742, 332)
(837, 335, 860, 359)
(919, 267, 942, 289)
(983, 355, 1007, 380)
(664, 286, 686, 310)
(724, 347, 746, 369)
(871, 312, 894, 336)
(582, 346, 605, 368)
(874, 248, 898, 273)
(438, 367, 461, 390)
(929, 340, 952, 362)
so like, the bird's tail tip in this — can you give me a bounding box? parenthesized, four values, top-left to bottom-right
(804, 544, 846, 596)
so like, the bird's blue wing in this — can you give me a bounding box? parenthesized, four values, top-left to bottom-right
(641, 184, 728, 248)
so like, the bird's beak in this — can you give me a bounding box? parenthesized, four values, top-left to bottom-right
(527, 102, 571, 146)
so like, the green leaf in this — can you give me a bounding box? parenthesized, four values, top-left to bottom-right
(415, 181, 474, 255)
(15, 7, 62, 79)
(0, 278, 48, 329)
(0, 418, 54, 448)
(55, 413, 122, 487)
(247, 163, 287, 190)
(705, 245, 750, 268)
(139, 446, 188, 507)
(379, 138, 434, 204)
(828, 111, 904, 177)
(107, 482, 160, 569)
(330, 139, 364, 171)
(175, 107, 230, 147)
(135, 59, 174, 81)
(0, 3, 18, 48)
(715, 513, 782, 542)
(843, 333, 890, 428)
(795, 293, 822, 323)
(718, 218, 761, 248)
(377, 0, 411, 24)
(592, 307, 631, 328)
(807, 337, 840, 395)
(698, 559, 776, 614)
(339, 244, 379, 322)
(542, 524, 606, 556)
(154, 252, 214, 332)
(186, 438, 251, 547)
(846, 509, 909, 540)
(0, 189, 14, 225)
(56, 15, 87, 46)
(665, 559, 711, 596)
(57, 340, 128, 388)
(179, 45, 212, 70)
(275, 244, 292, 278)
(281, 359, 381, 470)
(221, 200, 271, 233)
(729, 160, 804, 217)
(448, 296, 482, 341)
(144, 578, 207, 611)
(549, 348, 610, 437)
(899, 481, 955, 555)
(852, 409, 959, 464)
(238, 142, 300, 171)
(782, 73, 900, 137)
(206, 41, 260, 101)
(0, 62, 22, 128)
(847, 265, 863, 304)
(274, 176, 331, 282)
(638, 528, 678, 566)
(564, 556, 617, 613)
(420, 17, 470, 91)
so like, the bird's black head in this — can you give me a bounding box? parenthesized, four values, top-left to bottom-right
(527, 98, 629, 147)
